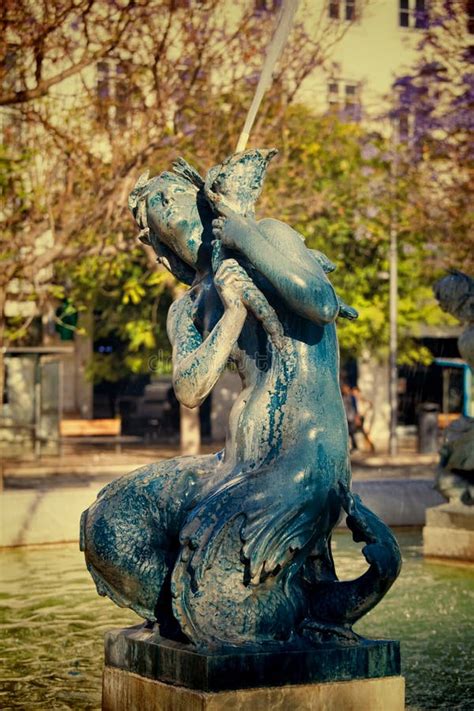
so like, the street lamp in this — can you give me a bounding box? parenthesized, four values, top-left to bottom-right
(389, 125, 399, 457)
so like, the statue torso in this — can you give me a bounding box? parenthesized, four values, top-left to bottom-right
(193, 275, 349, 480)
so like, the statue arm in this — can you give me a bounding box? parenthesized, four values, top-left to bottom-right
(167, 288, 246, 409)
(213, 215, 339, 325)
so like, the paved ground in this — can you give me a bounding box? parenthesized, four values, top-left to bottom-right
(0, 442, 443, 545)
(1, 441, 439, 490)
(351, 449, 439, 480)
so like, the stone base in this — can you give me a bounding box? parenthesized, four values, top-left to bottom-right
(423, 503, 474, 563)
(103, 666, 405, 710)
(105, 626, 400, 692)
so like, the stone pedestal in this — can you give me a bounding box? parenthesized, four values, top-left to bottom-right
(102, 625, 404, 710)
(423, 502, 474, 563)
(103, 667, 404, 710)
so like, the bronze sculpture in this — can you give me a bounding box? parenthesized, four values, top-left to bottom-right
(81, 149, 401, 648)
(434, 270, 474, 506)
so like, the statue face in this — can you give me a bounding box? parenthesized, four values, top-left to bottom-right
(145, 175, 206, 269)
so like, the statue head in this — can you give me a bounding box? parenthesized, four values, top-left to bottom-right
(129, 165, 211, 285)
(434, 270, 474, 324)
(128, 148, 278, 283)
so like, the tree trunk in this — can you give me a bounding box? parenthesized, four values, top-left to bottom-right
(0, 348, 4, 417)
(180, 403, 201, 456)
(0, 289, 6, 416)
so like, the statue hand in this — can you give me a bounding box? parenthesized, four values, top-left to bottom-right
(205, 185, 240, 220)
(338, 298, 359, 320)
(214, 259, 248, 312)
(212, 215, 247, 252)
(214, 259, 285, 349)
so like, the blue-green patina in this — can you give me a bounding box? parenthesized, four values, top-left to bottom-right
(80, 149, 401, 648)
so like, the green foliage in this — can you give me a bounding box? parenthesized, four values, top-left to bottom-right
(262, 110, 456, 362)
(62, 108, 458, 382)
(1, 0, 466, 404)
(63, 246, 175, 383)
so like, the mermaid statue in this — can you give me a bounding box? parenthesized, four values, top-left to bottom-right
(80, 149, 401, 648)
(433, 271, 474, 506)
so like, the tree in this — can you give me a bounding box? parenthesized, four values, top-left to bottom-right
(62, 246, 175, 384)
(390, 0, 474, 272)
(63, 107, 458, 388)
(0, 0, 359, 408)
(255, 108, 457, 364)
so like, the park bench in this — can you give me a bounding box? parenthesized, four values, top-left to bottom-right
(60, 418, 141, 453)
(437, 413, 459, 430)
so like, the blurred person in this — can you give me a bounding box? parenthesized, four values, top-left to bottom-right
(341, 382, 358, 452)
(352, 385, 375, 453)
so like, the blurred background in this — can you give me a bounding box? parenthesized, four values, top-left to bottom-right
(1, 0, 472, 464)
(1, 3, 473, 710)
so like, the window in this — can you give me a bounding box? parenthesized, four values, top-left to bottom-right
(328, 81, 339, 109)
(96, 60, 131, 128)
(115, 62, 129, 127)
(397, 111, 410, 142)
(97, 62, 110, 100)
(255, 0, 282, 11)
(467, 0, 474, 34)
(399, 0, 428, 30)
(327, 80, 361, 121)
(1, 47, 24, 144)
(171, 0, 207, 7)
(395, 107, 428, 145)
(329, 0, 358, 21)
(344, 83, 360, 120)
(3, 362, 8, 406)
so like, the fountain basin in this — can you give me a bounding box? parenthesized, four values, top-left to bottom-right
(0, 530, 472, 709)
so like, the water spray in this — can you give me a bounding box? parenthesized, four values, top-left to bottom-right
(235, 0, 300, 153)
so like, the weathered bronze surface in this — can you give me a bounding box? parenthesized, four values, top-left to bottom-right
(434, 271, 474, 505)
(104, 625, 400, 691)
(81, 150, 402, 649)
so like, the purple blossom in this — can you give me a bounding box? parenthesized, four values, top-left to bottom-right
(244, 72, 260, 86)
(361, 143, 379, 160)
(442, 1, 457, 19)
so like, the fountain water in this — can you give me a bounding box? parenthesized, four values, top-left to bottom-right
(236, 0, 300, 152)
(1, 532, 472, 710)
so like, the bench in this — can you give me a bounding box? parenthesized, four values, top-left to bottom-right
(60, 418, 141, 453)
(437, 413, 460, 430)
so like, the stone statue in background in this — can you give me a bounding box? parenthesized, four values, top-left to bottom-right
(80, 149, 401, 647)
(434, 271, 474, 506)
